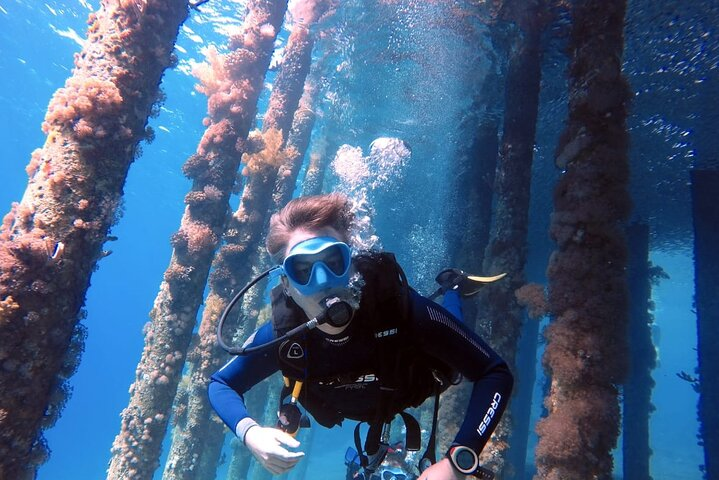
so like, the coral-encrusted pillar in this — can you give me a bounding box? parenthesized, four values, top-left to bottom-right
(623, 222, 656, 480)
(691, 169, 719, 480)
(251, 380, 283, 480)
(470, 2, 546, 475)
(162, 4, 332, 479)
(437, 69, 501, 457)
(162, 140, 289, 480)
(0, 1, 188, 478)
(262, 4, 326, 136)
(225, 437, 252, 479)
(301, 136, 333, 196)
(272, 59, 325, 208)
(479, 0, 545, 366)
(444, 83, 501, 296)
(106, 2, 287, 479)
(227, 65, 326, 478)
(534, 1, 632, 478)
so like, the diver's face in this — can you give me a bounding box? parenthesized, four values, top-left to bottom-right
(283, 227, 354, 332)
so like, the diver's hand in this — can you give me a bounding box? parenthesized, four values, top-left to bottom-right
(417, 458, 465, 480)
(244, 426, 305, 475)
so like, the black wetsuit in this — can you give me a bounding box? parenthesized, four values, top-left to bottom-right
(209, 286, 513, 455)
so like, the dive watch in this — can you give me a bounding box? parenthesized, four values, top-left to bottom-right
(446, 445, 494, 479)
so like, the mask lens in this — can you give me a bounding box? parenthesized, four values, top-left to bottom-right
(277, 403, 302, 434)
(320, 245, 347, 276)
(285, 256, 313, 285)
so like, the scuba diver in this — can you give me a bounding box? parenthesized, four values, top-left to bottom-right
(345, 442, 415, 480)
(209, 193, 513, 479)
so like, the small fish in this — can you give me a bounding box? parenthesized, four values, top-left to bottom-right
(50, 242, 65, 261)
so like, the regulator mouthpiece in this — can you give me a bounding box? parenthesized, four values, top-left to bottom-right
(321, 296, 354, 328)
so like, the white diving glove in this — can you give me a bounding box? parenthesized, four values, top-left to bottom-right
(243, 424, 305, 475)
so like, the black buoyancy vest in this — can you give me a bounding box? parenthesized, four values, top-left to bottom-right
(270, 252, 456, 428)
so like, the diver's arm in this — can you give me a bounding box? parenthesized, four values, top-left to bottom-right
(409, 289, 514, 455)
(208, 321, 280, 439)
(208, 323, 305, 475)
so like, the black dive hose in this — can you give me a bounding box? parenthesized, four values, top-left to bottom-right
(216, 267, 354, 355)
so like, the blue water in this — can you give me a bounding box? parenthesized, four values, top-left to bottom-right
(0, 0, 710, 479)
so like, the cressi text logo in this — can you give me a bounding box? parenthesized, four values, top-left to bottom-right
(374, 328, 398, 339)
(477, 392, 502, 436)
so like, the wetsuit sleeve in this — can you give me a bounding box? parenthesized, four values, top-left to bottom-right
(208, 322, 281, 436)
(409, 289, 514, 455)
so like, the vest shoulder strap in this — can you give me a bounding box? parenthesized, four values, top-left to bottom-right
(270, 285, 307, 337)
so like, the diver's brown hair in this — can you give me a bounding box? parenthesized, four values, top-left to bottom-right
(266, 193, 354, 262)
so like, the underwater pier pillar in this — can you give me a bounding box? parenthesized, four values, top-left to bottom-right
(443, 58, 503, 280)
(534, 0, 632, 478)
(106, 1, 288, 479)
(272, 58, 325, 209)
(478, 0, 544, 374)
(226, 437, 253, 479)
(194, 252, 276, 480)
(437, 68, 501, 455)
(224, 377, 273, 479)
(469, 1, 547, 475)
(301, 136, 334, 196)
(161, 3, 332, 479)
(690, 169, 719, 480)
(225, 67, 329, 474)
(262, 15, 317, 137)
(623, 222, 657, 480)
(251, 381, 284, 480)
(0, 1, 188, 478)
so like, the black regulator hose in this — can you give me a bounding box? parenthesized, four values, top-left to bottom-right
(216, 268, 355, 356)
(216, 266, 275, 355)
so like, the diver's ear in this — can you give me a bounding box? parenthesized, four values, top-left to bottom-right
(280, 276, 291, 296)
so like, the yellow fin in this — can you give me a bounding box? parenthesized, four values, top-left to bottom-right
(466, 272, 507, 283)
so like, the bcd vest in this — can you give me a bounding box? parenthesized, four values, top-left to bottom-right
(270, 252, 457, 460)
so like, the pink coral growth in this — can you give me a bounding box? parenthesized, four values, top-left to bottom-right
(0, 213, 14, 242)
(193, 48, 256, 121)
(181, 154, 208, 179)
(163, 263, 193, 284)
(515, 283, 549, 319)
(535, 386, 619, 477)
(241, 128, 297, 176)
(25, 150, 43, 178)
(289, 0, 337, 26)
(180, 220, 217, 255)
(198, 120, 233, 156)
(193, 46, 227, 97)
(259, 23, 276, 38)
(42, 77, 123, 134)
(203, 185, 222, 201)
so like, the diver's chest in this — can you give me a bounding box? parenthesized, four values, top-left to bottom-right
(305, 330, 380, 380)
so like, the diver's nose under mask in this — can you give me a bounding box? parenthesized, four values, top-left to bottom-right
(286, 279, 358, 323)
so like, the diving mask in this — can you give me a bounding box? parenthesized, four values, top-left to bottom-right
(281, 236, 352, 296)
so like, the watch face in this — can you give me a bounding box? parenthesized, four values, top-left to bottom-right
(456, 449, 475, 470)
(451, 446, 478, 474)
